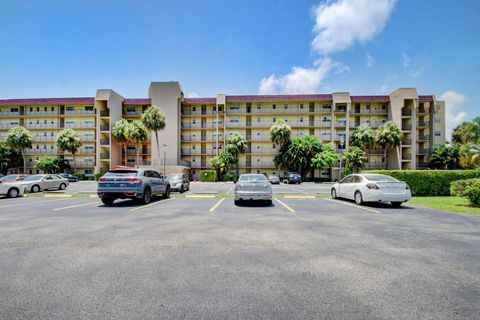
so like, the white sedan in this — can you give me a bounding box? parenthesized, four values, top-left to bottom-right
(331, 173, 411, 207)
(0, 181, 25, 198)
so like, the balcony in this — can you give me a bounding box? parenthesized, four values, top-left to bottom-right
(416, 161, 429, 168)
(417, 135, 430, 141)
(417, 148, 432, 155)
(24, 111, 58, 116)
(33, 136, 57, 142)
(366, 149, 384, 155)
(364, 162, 385, 169)
(181, 109, 216, 116)
(25, 149, 59, 155)
(239, 160, 276, 168)
(63, 110, 95, 115)
(351, 108, 387, 115)
(402, 110, 412, 117)
(0, 111, 21, 117)
(402, 154, 412, 160)
(80, 135, 96, 141)
(123, 110, 143, 116)
(100, 124, 109, 131)
(402, 124, 412, 131)
(334, 107, 347, 113)
(100, 139, 110, 145)
(334, 120, 348, 127)
(25, 123, 62, 129)
(100, 153, 109, 160)
(417, 108, 428, 114)
(401, 139, 412, 145)
(68, 161, 95, 168)
(417, 121, 430, 127)
(64, 123, 96, 129)
(100, 110, 110, 117)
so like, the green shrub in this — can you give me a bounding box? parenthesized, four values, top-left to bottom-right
(367, 170, 480, 196)
(199, 170, 217, 182)
(74, 173, 86, 181)
(222, 173, 236, 182)
(450, 178, 480, 197)
(465, 181, 480, 207)
(94, 173, 104, 181)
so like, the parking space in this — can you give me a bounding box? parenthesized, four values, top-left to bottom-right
(1, 183, 479, 319)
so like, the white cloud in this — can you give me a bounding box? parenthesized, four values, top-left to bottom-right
(259, 58, 349, 94)
(365, 53, 374, 68)
(439, 90, 469, 140)
(377, 84, 388, 94)
(311, 0, 397, 54)
(187, 92, 200, 98)
(402, 53, 410, 67)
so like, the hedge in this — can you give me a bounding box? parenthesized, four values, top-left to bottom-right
(366, 170, 480, 196)
(450, 178, 480, 197)
(199, 170, 217, 182)
(465, 181, 480, 206)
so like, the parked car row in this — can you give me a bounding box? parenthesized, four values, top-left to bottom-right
(0, 174, 71, 198)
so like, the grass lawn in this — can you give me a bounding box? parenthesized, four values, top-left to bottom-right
(410, 196, 480, 215)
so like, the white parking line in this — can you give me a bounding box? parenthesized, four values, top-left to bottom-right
(209, 198, 225, 213)
(324, 198, 381, 214)
(53, 201, 101, 211)
(129, 197, 175, 212)
(273, 198, 295, 213)
(288, 186, 309, 195)
(0, 198, 73, 209)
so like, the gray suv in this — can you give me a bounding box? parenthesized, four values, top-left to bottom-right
(97, 169, 170, 205)
(166, 173, 190, 193)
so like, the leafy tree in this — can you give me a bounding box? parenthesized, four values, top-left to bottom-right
(374, 121, 403, 169)
(210, 151, 234, 180)
(270, 120, 292, 173)
(34, 156, 70, 174)
(125, 121, 149, 166)
(56, 129, 82, 172)
(429, 145, 461, 169)
(311, 143, 339, 171)
(142, 106, 166, 166)
(0, 141, 20, 175)
(6, 126, 33, 173)
(459, 144, 480, 169)
(350, 125, 375, 150)
(226, 134, 247, 175)
(112, 119, 129, 166)
(281, 135, 323, 178)
(342, 146, 368, 173)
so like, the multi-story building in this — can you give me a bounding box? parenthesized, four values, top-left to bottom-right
(0, 82, 445, 180)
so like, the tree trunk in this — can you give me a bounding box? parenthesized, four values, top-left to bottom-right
(384, 147, 388, 170)
(123, 143, 127, 166)
(155, 131, 160, 168)
(72, 153, 76, 173)
(136, 144, 140, 167)
(21, 148, 26, 174)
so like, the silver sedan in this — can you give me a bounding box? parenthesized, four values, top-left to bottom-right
(234, 174, 272, 205)
(17, 174, 69, 193)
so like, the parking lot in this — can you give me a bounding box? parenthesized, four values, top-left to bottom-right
(1, 182, 479, 319)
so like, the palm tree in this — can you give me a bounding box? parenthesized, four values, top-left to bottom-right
(56, 129, 82, 172)
(270, 119, 291, 148)
(112, 119, 129, 166)
(350, 125, 374, 150)
(226, 134, 247, 176)
(142, 106, 166, 166)
(374, 121, 403, 169)
(6, 126, 33, 173)
(125, 121, 149, 167)
(452, 121, 478, 144)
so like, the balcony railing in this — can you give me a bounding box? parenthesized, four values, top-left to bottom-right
(416, 161, 429, 168)
(100, 153, 109, 159)
(100, 125, 109, 131)
(100, 139, 110, 145)
(25, 123, 62, 129)
(364, 163, 385, 169)
(402, 154, 412, 160)
(33, 136, 57, 142)
(402, 110, 412, 117)
(402, 124, 412, 131)
(366, 149, 384, 155)
(80, 135, 96, 141)
(417, 108, 428, 114)
(417, 148, 432, 154)
(64, 123, 95, 129)
(122, 110, 143, 116)
(0, 111, 21, 117)
(402, 139, 412, 145)
(334, 107, 347, 113)
(100, 110, 110, 117)
(351, 109, 388, 114)
(417, 121, 430, 127)
(25, 149, 59, 155)
(67, 161, 95, 168)
(417, 135, 430, 141)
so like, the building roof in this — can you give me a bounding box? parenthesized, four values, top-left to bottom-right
(183, 98, 217, 104)
(418, 95, 434, 102)
(351, 95, 390, 102)
(226, 94, 333, 102)
(0, 97, 95, 106)
(124, 98, 151, 105)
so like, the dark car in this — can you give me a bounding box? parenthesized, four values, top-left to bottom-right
(97, 168, 170, 205)
(283, 172, 302, 184)
(59, 173, 79, 182)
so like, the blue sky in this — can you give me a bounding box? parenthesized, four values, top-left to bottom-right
(0, 0, 479, 135)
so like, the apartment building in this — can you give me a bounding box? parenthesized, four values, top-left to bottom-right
(0, 82, 445, 180)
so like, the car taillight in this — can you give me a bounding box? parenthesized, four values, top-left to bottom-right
(127, 177, 142, 183)
(98, 177, 106, 182)
(366, 183, 379, 189)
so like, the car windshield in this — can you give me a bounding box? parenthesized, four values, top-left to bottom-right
(24, 175, 44, 181)
(239, 174, 267, 182)
(363, 174, 398, 182)
(105, 170, 138, 177)
(168, 174, 183, 180)
(0, 175, 19, 181)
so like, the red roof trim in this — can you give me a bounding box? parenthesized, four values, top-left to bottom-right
(418, 95, 434, 102)
(226, 94, 333, 102)
(351, 95, 390, 102)
(0, 97, 94, 106)
(183, 98, 216, 104)
(124, 98, 151, 105)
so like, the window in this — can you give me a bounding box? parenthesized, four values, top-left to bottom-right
(84, 119, 94, 124)
(273, 144, 276, 149)
(257, 117, 261, 123)
(435, 131, 441, 137)
(272, 104, 276, 110)
(256, 145, 260, 149)
(299, 104, 304, 109)
(435, 118, 441, 123)
(192, 107, 196, 112)
(44, 107, 47, 112)
(85, 170, 93, 175)
(192, 119, 196, 124)
(66, 120, 75, 124)
(51, 107, 54, 112)
(229, 104, 240, 110)
(126, 106, 136, 112)
(257, 103, 261, 109)
(300, 117, 304, 122)
(229, 118, 240, 123)
(284, 104, 288, 109)
(10, 108, 19, 113)
(273, 117, 276, 122)
(322, 117, 331, 122)
(366, 104, 371, 109)
(36, 107, 40, 112)
(66, 106, 75, 112)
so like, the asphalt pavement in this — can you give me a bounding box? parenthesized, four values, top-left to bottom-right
(0, 185, 479, 319)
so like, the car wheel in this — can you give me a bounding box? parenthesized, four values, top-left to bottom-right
(234, 199, 240, 206)
(331, 188, 337, 199)
(31, 185, 40, 193)
(7, 187, 19, 198)
(141, 187, 152, 204)
(354, 191, 363, 205)
(101, 198, 114, 206)
(179, 185, 184, 193)
(163, 186, 170, 198)
(391, 202, 403, 208)
(59, 183, 66, 190)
